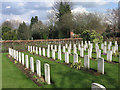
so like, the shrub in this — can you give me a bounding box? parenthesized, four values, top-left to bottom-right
(81, 30, 103, 43)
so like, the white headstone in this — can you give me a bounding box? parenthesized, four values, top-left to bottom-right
(30, 57, 34, 72)
(39, 47, 41, 56)
(108, 44, 111, 50)
(58, 50, 62, 60)
(30, 46, 32, 52)
(36, 47, 38, 55)
(16, 51, 18, 61)
(98, 58, 104, 74)
(43, 48, 45, 56)
(52, 50, 55, 60)
(73, 53, 78, 63)
(104, 41, 107, 46)
(13, 49, 15, 59)
(28, 46, 30, 52)
(78, 43, 81, 50)
(97, 49, 101, 58)
(112, 46, 115, 54)
(19, 52, 21, 63)
(88, 41, 91, 45)
(107, 50, 112, 62)
(101, 43, 104, 50)
(74, 46, 77, 54)
(25, 55, 29, 68)
(58, 45, 61, 51)
(33, 46, 35, 52)
(63, 46, 66, 53)
(84, 55, 90, 69)
(103, 45, 107, 54)
(36, 60, 41, 77)
(51, 45, 53, 51)
(80, 48, 84, 57)
(92, 83, 106, 90)
(44, 63, 51, 84)
(47, 49, 50, 58)
(65, 52, 69, 63)
(22, 53, 24, 65)
(54, 45, 57, 52)
(65, 43, 68, 48)
(88, 49, 92, 59)
(81, 41, 83, 47)
(115, 41, 117, 45)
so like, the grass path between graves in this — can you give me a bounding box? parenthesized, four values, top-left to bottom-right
(2, 53, 38, 88)
(2, 52, 119, 88)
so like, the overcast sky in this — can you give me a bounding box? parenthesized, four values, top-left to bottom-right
(0, 0, 119, 25)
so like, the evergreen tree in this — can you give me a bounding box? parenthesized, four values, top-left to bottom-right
(30, 16, 38, 29)
(17, 22, 31, 40)
(54, 1, 73, 38)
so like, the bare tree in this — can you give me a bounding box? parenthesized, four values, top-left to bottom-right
(106, 9, 118, 40)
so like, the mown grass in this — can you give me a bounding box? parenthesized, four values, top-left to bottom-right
(5, 50, 118, 88)
(2, 42, 119, 88)
(2, 53, 38, 88)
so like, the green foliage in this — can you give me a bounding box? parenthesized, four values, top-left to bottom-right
(17, 22, 31, 40)
(33, 75, 37, 78)
(31, 21, 49, 39)
(81, 30, 103, 43)
(2, 30, 17, 40)
(70, 60, 83, 70)
(2, 26, 11, 35)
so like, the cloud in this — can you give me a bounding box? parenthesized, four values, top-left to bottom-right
(1, 1, 117, 25)
(72, 6, 89, 14)
(6, 6, 11, 8)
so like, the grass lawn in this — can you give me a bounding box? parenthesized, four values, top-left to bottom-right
(2, 53, 38, 88)
(2, 42, 119, 88)
(2, 51, 118, 88)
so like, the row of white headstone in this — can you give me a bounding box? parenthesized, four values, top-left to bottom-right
(9, 48, 51, 84)
(28, 46, 105, 74)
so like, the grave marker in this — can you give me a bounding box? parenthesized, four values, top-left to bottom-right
(84, 55, 90, 69)
(65, 52, 69, 63)
(44, 63, 51, 84)
(25, 55, 29, 68)
(36, 60, 41, 77)
(30, 57, 34, 72)
(19, 52, 21, 63)
(73, 53, 78, 63)
(98, 58, 104, 74)
(92, 83, 106, 90)
(22, 53, 24, 65)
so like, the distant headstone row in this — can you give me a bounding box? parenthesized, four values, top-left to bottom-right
(28, 40, 119, 63)
(8, 48, 51, 84)
(28, 46, 105, 74)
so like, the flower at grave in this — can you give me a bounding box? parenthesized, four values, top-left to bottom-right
(71, 59, 83, 70)
(14, 60, 18, 64)
(103, 53, 107, 55)
(8, 54, 11, 57)
(25, 68, 28, 70)
(40, 77, 45, 82)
